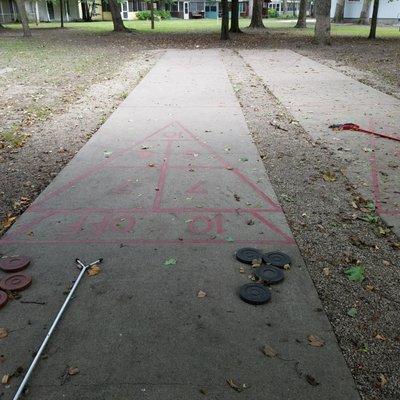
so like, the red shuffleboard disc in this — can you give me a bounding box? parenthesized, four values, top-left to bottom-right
(0, 256, 30, 273)
(0, 291, 8, 308)
(0, 273, 32, 292)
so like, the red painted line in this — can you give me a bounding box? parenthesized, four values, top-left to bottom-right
(0, 238, 296, 246)
(176, 122, 281, 210)
(153, 139, 173, 209)
(21, 207, 282, 214)
(250, 211, 295, 244)
(30, 121, 177, 210)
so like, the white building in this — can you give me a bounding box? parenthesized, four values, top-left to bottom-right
(330, 0, 400, 24)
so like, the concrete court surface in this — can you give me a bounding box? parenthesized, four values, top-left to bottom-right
(0, 50, 359, 400)
(241, 49, 400, 237)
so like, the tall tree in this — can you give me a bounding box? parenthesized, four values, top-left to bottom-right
(295, 0, 307, 27)
(220, 0, 230, 39)
(333, 0, 345, 22)
(15, 0, 31, 37)
(282, 0, 288, 14)
(249, 0, 265, 28)
(109, 0, 129, 31)
(81, 0, 91, 21)
(230, 0, 242, 33)
(358, 0, 372, 24)
(368, 0, 379, 38)
(314, 0, 331, 44)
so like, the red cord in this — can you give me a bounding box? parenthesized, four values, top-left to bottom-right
(329, 123, 400, 143)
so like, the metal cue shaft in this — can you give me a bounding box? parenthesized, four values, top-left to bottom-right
(13, 258, 102, 400)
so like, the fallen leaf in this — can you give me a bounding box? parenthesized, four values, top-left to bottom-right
(322, 267, 331, 276)
(261, 345, 278, 358)
(225, 236, 235, 242)
(1, 214, 16, 229)
(345, 266, 365, 283)
(251, 258, 262, 268)
(377, 373, 388, 388)
(68, 367, 79, 376)
(87, 265, 101, 276)
(148, 163, 155, 167)
(383, 260, 390, 266)
(239, 157, 248, 162)
(197, 290, 207, 298)
(239, 266, 245, 274)
(283, 264, 290, 270)
(164, 258, 177, 266)
(306, 374, 319, 386)
(0, 328, 8, 339)
(375, 333, 386, 341)
(347, 308, 357, 318)
(308, 335, 325, 347)
(1, 374, 10, 384)
(322, 171, 337, 182)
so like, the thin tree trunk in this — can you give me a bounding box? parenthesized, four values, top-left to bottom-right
(15, 0, 31, 37)
(81, 1, 91, 21)
(149, 1, 154, 29)
(368, 0, 379, 39)
(230, 0, 242, 32)
(109, 0, 129, 31)
(333, 0, 345, 22)
(314, 0, 331, 45)
(249, 0, 265, 28)
(358, 0, 372, 24)
(295, 0, 307, 27)
(282, 0, 288, 14)
(220, 0, 229, 39)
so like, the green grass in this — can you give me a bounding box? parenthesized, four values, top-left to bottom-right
(3, 18, 400, 38)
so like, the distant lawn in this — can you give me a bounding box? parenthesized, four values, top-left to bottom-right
(3, 18, 400, 38)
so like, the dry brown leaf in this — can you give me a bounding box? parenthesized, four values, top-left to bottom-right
(0, 328, 8, 339)
(87, 265, 101, 277)
(197, 290, 207, 298)
(375, 333, 386, 341)
(377, 373, 388, 388)
(261, 345, 278, 358)
(322, 171, 337, 182)
(283, 263, 291, 270)
(322, 267, 331, 276)
(383, 260, 390, 266)
(366, 284, 374, 291)
(308, 335, 325, 347)
(1, 374, 10, 384)
(1, 215, 16, 229)
(68, 367, 79, 376)
(239, 266, 245, 274)
(251, 258, 262, 268)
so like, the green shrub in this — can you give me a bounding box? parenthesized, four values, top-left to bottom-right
(136, 10, 171, 20)
(267, 8, 278, 18)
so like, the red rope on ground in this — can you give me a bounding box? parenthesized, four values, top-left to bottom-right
(329, 123, 400, 143)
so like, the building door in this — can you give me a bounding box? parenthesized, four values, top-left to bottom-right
(121, 1, 128, 19)
(183, 1, 189, 19)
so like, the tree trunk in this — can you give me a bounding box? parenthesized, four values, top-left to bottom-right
(249, 0, 265, 28)
(149, 1, 154, 29)
(295, 0, 307, 27)
(333, 0, 345, 22)
(358, 0, 372, 24)
(230, 0, 242, 32)
(220, 0, 230, 39)
(81, 1, 91, 21)
(109, 0, 129, 32)
(282, 0, 288, 14)
(314, 0, 331, 45)
(368, 0, 379, 39)
(15, 0, 31, 37)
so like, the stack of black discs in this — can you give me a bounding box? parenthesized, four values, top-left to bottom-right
(235, 248, 292, 305)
